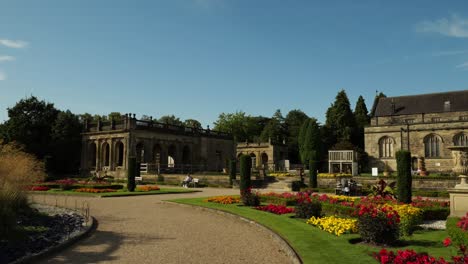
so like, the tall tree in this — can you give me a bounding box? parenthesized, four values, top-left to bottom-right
(159, 115, 183, 126)
(3, 96, 59, 158)
(324, 90, 356, 148)
(260, 109, 286, 144)
(184, 119, 202, 129)
(302, 118, 322, 165)
(285, 110, 309, 163)
(50, 110, 83, 173)
(353, 96, 370, 149)
(298, 119, 310, 164)
(108, 112, 123, 122)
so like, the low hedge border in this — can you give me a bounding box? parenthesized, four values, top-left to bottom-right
(421, 207, 450, 221)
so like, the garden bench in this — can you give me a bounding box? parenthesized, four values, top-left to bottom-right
(188, 178, 199, 188)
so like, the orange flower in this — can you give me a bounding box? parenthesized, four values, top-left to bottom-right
(204, 196, 240, 204)
(136, 185, 160, 192)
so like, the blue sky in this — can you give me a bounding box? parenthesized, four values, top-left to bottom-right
(1, 0, 468, 126)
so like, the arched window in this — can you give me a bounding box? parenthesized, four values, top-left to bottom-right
(379, 136, 394, 158)
(424, 134, 442, 158)
(102, 142, 110, 166)
(89, 142, 97, 167)
(115, 142, 124, 167)
(454, 133, 468, 146)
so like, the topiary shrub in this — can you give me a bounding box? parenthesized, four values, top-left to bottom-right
(396, 150, 412, 204)
(127, 157, 136, 192)
(157, 174, 164, 182)
(309, 160, 318, 188)
(239, 155, 251, 192)
(295, 200, 322, 219)
(357, 204, 400, 245)
(240, 188, 260, 206)
(229, 160, 236, 186)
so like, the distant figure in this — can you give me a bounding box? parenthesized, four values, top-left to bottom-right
(182, 174, 193, 188)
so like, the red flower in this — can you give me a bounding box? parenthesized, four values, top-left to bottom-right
(443, 237, 452, 247)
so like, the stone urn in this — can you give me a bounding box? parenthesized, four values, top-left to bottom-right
(448, 146, 468, 175)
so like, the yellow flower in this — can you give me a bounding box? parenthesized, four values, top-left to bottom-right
(307, 216, 358, 236)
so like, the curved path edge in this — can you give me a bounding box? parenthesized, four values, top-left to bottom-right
(12, 215, 97, 264)
(163, 201, 303, 264)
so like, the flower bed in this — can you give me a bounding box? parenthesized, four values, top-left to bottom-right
(204, 196, 240, 204)
(306, 215, 357, 236)
(269, 172, 296, 177)
(30, 186, 50, 191)
(136, 185, 160, 192)
(373, 249, 449, 264)
(357, 204, 400, 245)
(74, 188, 117, 193)
(317, 173, 352, 178)
(255, 204, 294, 215)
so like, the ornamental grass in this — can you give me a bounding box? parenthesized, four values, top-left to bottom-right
(74, 188, 117, 193)
(204, 196, 240, 204)
(307, 215, 358, 236)
(136, 185, 160, 192)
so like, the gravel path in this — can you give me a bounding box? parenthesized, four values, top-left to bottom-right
(31, 188, 292, 264)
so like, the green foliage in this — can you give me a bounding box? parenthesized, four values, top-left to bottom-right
(229, 160, 236, 185)
(421, 207, 450, 221)
(108, 112, 123, 122)
(353, 96, 369, 149)
(239, 155, 252, 191)
(291, 181, 306, 191)
(396, 150, 412, 204)
(240, 189, 260, 206)
(447, 217, 468, 247)
(325, 90, 356, 144)
(214, 111, 269, 142)
(260, 109, 286, 144)
(285, 110, 309, 163)
(302, 118, 321, 165)
(127, 157, 136, 192)
(358, 213, 400, 245)
(309, 160, 318, 188)
(183, 119, 202, 129)
(369, 179, 396, 198)
(158, 115, 183, 126)
(295, 200, 322, 219)
(298, 119, 309, 164)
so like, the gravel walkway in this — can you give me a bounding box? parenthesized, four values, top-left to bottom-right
(31, 188, 292, 264)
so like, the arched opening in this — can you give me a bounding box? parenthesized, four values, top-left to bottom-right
(116, 142, 124, 167)
(378, 136, 394, 158)
(411, 157, 418, 171)
(250, 153, 257, 169)
(182, 145, 191, 165)
(89, 142, 97, 168)
(168, 144, 176, 168)
(136, 142, 145, 163)
(237, 153, 243, 160)
(454, 133, 468, 146)
(261, 153, 268, 165)
(102, 142, 110, 167)
(216, 150, 223, 171)
(424, 134, 442, 158)
(153, 144, 162, 164)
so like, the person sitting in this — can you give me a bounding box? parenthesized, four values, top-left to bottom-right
(182, 174, 193, 188)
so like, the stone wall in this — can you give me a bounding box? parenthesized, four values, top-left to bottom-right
(139, 173, 231, 187)
(317, 177, 458, 190)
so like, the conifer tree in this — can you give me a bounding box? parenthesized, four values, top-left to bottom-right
(324, 90, 356, 148)
(302, 118, 321, 165)
(298, 119, 310, 164)
(353, 96, 370, 149)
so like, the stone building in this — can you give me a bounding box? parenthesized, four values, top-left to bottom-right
(236, 141, 288, 171)
(365, 90, 468, 173)
(80, 114, 235, 178)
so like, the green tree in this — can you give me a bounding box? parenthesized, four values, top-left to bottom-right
(353, 96, 370, 149)
(325, 90, 356, 148)
(214, 111, 249, 142)
(3, 96, 59, 158)
(260, 109, 286, 144)
(396, 150, 412, 204)
(108, 112, 123, 122)
(140, 115, 152, 121)
(50, 110, 83, 173)
(298, 119, 310, 164)
(183, 119, 202, 129)
(78, 113, 93, 123)
(302, 118, 321, 165)
(159, 115, 183, 126)
(285, 110, 309, 163)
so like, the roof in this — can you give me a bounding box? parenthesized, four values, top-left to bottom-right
(371, 90, 468, 117)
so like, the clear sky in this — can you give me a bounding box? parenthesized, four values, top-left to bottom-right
(1, 0, 468, 126)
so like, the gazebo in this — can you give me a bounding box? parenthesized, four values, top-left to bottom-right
(328, 150, 358, 176)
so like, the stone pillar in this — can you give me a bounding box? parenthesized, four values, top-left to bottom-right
(449, 175, 468, 217)
(96, 140, 101, 170)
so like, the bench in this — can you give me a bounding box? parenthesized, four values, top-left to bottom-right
(189, 178, 199, 188)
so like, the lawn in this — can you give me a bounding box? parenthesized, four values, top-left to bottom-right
(170, 197, 457, 264)
(31, 188, 198, 197)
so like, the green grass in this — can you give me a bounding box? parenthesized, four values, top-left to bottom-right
(170, 197, 457, 264)
(31, 188, 198, 197)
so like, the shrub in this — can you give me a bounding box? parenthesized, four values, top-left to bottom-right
(321, 203, 355, 217)
(306, 216, 358, 236)
(386, 204, 422, 236)
(457, 213, 468, 231)
(373, 248, 449, 264)
(309, 160, 318, 188)
(241, 188, 260, 206)
(127, 156, 136, 192)
(0, 142, 46, 238)
(55, 178, 77, 190)
(396, 150, 412, 204)
(420, 207, 450, 221)
(157, 174, 164, 182)
(291, 180, 305, 191)
(295, 200, 322, 219)
(229, 160, 236, 185)
(239, 155, 251, 192)
(255, 204, 294, 215)
(357, 204, 400, 245)
(447, 217, 468, 248)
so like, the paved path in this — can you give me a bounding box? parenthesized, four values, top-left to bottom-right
(33, 188, 292, 264)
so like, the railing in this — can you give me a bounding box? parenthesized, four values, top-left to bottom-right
(328, 150, 354, 162)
